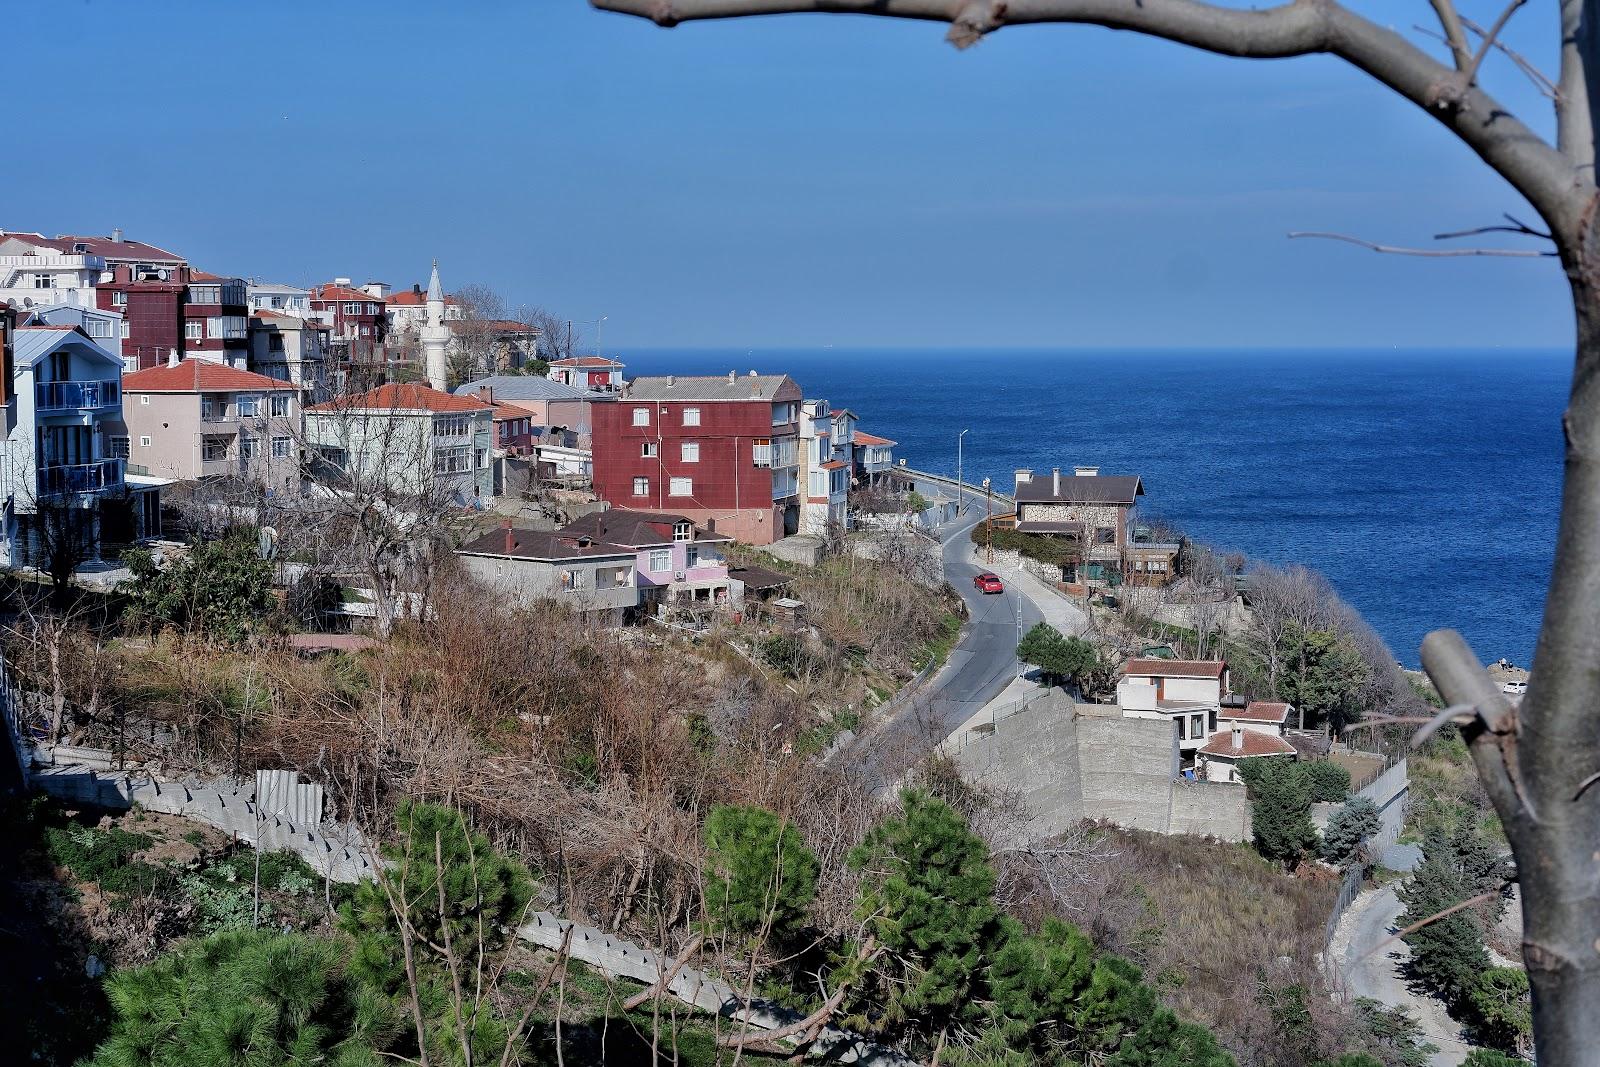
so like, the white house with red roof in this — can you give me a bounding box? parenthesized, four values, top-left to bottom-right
(1196, 725, 1297, 784)
(118, 359, 304, 492)
(549, 356, 624, 392)
(853, 428, 896, 483)
(303, 383, 494, 504)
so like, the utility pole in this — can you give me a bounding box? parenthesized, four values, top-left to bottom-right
(983, 477, 993, 564)
(956, 428, 969, 516)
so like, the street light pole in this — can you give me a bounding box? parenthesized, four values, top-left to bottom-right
(957, 428, 969, 515)
(596, 315, 608, 360)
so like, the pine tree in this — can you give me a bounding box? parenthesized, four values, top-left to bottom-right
(1238, 757, 1318, 868)
(89, 928, 395, 1067)
(702, 804, 818, 942)
(1400, 827, 1491, 1003)
(1321, 797, 1381, 867)
(848, 789, 1001, 1035)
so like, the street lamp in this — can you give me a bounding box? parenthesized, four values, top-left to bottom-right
(956, 429, 970, 515)
(596, 315, 608, 360)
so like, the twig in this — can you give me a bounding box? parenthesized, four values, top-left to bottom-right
(1287, 231, 1556, 258)
(1435, 213, 1553, 243)
(1427, 0, 1472, 70)
(1459, 15, 1558, 99)
(1463, 0, 1528, 89)
(1572, 770, 1600, 801)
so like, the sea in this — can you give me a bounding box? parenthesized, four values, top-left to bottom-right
(621, 348, 1571, 668)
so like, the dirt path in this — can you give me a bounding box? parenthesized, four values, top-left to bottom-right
(1329, 886, 1479, 1067)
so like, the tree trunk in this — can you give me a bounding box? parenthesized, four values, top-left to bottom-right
(1428, 257, 1600, 1064)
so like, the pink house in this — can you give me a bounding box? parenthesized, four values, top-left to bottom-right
(559, 508, 733, 605)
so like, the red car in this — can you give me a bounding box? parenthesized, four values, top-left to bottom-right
(973, 572, 1004, 594)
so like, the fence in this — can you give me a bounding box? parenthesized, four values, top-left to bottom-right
(1322, 756, 1410, 953)
(1323, 863, 1366, 952)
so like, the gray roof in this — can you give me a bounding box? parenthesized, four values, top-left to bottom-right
(458, 527, 635, 562)
(453, 376, 600, 402)
(622, 374, 802, 403)
(1016, 474, 1143, 505)
(12, 326, 120, 370)
(561, 509, 732, 548)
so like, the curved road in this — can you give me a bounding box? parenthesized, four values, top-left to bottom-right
(834, 510, 1044, 784)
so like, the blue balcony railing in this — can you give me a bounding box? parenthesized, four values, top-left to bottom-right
(38, 458, 125, 497)
(36, 379, 119, 412)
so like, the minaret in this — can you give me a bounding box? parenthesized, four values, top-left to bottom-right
(421, 259, 450, 391)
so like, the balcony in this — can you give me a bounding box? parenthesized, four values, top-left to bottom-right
(36, 379, 120, 413)
(38, 458, 124, 497)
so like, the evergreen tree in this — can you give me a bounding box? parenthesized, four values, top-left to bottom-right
(1304, 761, 1352, 803)
(1466, 968, 1532, 1056)
(123, 528, 275, 644)
(1237, 757, 1318, 868)
(1399, 827, 1491, 1003)
(987, 917, 1096, 1045)
(702, 804, 818, 942)
(1321, 797, 1381, 867)
(848, 790, 1001, 1035)
(1277, 626, 1369, 734)
(1461, 1052, 1525, 1067)
(1108, 1008, 1234, 1067)
(89, 928, 395, 1067)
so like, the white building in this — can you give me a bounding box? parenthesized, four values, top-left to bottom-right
(1116, 658, 1230, 760)
(798, 398, 849, 535)
(1196, 724, 1297, 783)
(386, 280, 463, 337)
(30, 304, 125, 368)
(248, 312, 333, 400)
(2, 325, 161, 567)
(0, 242, 106, 314)
(420, 262, 451, 391)
(246, 281, 312, 318)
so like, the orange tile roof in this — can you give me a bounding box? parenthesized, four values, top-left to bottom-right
(1122, 658, 1227, 679)
(387, 290, 462, 306)
(123, 360, 299, 393)
(1198, 730, 1296, 758)
(1223, 701, 1291, 724)
(551, 356, 623, 367)
(854, 430, 896, 447)
(306, 382, 491, 414)
(310, 283, 380, 303)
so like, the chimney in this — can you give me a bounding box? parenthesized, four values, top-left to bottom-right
(502, 518, 515, 554)
(1230, 725, 1243, 753)
(1052, 467, 1061, 495)
(727, 370, 736, 384)
(166, 348, 179, 367)
(748, 369, 757, 376)
(1074, 465, 1099, 477)
(111, 227, 124, 243)
(477, 386, 494, 404)
(666, 375, 675, 387)
(1014, 468, 1033, 492)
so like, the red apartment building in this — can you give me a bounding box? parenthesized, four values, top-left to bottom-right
(591, 373, 803, 545)
(310, 281, 388, 346)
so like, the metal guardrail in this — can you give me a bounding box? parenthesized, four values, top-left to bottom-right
(895, 466, 1016, 511)
(39, 458, 124, 496)
(36, 379, 119, 412)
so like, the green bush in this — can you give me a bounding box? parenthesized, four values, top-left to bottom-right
(1321, 797, 1381, 867)
(1465, 968, 1531, 1055)
(702, 805, 819, 942)
(44, 822, 174, 897)
(1237, 758, 1318, 869)
(1305, 761, 1352, 803)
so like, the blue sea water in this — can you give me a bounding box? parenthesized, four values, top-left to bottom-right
(621, 348, 1571, 668)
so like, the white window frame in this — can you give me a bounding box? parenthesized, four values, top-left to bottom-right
(139, 435, 151, 448)
(184, 321, 204, 341)
(111, 291, 128, 306)
(682, 406, 701, 426)
(240, 434, 259, 460)
(669, 476, 692, 497)
(648, 549, 671, 573)
(236, 395, 261, 418)
(641, 442, 657, 458)
(139, 394, 150, 406)
(271, 436, 292, 458)
(632, 407, 650, 427)
(632, 476, 649, 497)
(680, 441, 699, 463)
(269, 394, 290, 417)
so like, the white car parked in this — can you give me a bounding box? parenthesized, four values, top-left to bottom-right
(1501, 679, 1528, 696)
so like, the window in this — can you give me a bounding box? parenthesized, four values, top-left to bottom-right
(772, 402, 796, 426)
(86, 318, 113, 338)
(237, 395, 261, 417)
(30, 274, 50, 289)
(201, 397, 220, 420)
(809, 470, 826, 498)
(632, 407, 650, 426)
(1209, 710, 1218, 733)
(682, 406, 701, 426)
(366, 303, 378, 316)
(189, 285, 221, 304)
(752, 438, 771, 468)
(121, 321, 130, 339)
(648, 549, 671, 573)
(632, 476, 649, 497)
(269, 394, 290, 417)
(686, 546, 699, 569)
(560, 569, 585, 592)
(640, 442, 657, 458)
(680, 441, 699, 463)
(673, 521, 692, 542)
(109, 436, 130, 459)
(184, 321, 203, 341)
(669, 477, 692, 497)
(596, 566, 630, 590)
(271, 436, 292, 458)
(111, 291, 128, 306)
(1177, 716, 1187, 742)
(435, 415, 469, 436)
(434, 445, 472, 474)
(360, 325, 371, 337)
(139, 435, 151, 448)
(240, 435, 259, 459)
(202, 437, 230, 461)
(1191, 714, 1205, 741)
(476, 448, 487, 468)
(1095, 527, 1116, 545)
(342, 302, 361, 315)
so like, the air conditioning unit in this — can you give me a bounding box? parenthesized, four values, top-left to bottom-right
(674, 571, 686, 582)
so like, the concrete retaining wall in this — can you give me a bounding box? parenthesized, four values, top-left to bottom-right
(1168, 779, 1252, 840)
(1076, 715, 1177, 834)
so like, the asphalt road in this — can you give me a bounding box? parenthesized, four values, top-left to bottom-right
(837, 510, 1044, 786)
(1334, 887, 1477, 1066)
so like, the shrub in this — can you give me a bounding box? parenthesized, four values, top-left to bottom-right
(44, 822, 173, 897)
(1305, 761, 1352, 803)
(123, 528, 275, 644)
(1321, 797, 1381, 867)
(1237, 757, 1317, 868)
(1465, 968, 1531, 1056)
(702, 805, 818, 942)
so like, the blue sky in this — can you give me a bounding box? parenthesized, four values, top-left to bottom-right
(6, 1, 1571, 349)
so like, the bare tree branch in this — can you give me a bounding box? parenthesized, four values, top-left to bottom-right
(1434, 212, 1554, 242)
(1428, 0, 1472, 71)
(1461, 0, 1528, 90)
(1287, 230, 1557, 258)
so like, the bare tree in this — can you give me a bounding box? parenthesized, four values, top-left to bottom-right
(594, 1, 1600, 1057)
